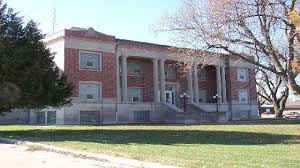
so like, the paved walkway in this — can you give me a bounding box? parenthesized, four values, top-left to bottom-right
(0, 143, 128, 168)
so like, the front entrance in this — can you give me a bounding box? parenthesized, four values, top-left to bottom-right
(165, 84, 176, 105)
(165, 91, 175, 105)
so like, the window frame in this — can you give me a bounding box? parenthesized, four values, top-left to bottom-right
(238, 89, 249, 104)
(79, 50, 102, 71)
(165, 64, 177, 79)
(79, 81, 102, 103)
(237, 68, 248, 82)
(127, 60, 142, 76)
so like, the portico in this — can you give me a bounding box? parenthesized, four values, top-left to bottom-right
(117, 54, 228, 107)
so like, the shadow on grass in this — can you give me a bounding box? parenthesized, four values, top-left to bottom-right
(0, 129, 298, 145)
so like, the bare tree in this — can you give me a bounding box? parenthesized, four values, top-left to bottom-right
(256, 68, 289, 118)
(156, 0, 300, 96)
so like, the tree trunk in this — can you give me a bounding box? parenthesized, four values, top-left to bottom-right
(273, 104, 283, 118)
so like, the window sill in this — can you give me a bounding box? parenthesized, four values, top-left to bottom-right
(79, 68, 101, 72)
(127, 74, 142, 77)
(80, 100, 99, 104)
(237, 79, 248, 82)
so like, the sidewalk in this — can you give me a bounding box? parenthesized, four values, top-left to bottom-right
(0, 138, 176, 168)
(0, 143, 116, 168)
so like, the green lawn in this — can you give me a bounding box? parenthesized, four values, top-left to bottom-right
(0, 120, 300, 168)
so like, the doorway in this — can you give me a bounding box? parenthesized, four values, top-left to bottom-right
(165, 85, 176, 105)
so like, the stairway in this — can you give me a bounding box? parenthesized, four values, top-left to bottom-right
(156, 103, 219, 123)
(186, 103, 218, 122)
(160, 103, 185, 122)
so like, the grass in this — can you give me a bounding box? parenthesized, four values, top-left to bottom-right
(0, 120, 300, 168)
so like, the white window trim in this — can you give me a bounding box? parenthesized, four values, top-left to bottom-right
(238, 89, 249, 104)
(237, 68, 248, 82)
(79, 81, 102, 103)
(127, 60, 142, 76)
(79, 50, 102, 72)
(165, 64, 177, 79)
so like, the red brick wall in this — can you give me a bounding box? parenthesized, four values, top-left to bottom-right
(65, 48, 117, 98)
(127, 58, 154, 102)
(63, 29, 257, 104)
(228, 67, 257, 103)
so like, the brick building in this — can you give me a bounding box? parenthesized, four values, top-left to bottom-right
(26, 27, 258, 125)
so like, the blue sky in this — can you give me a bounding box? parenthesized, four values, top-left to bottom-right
(6, 0, 181, 45)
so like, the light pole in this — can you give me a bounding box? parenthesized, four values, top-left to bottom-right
(213, 94, 219, 113)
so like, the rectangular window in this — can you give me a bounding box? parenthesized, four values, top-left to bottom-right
(128, 60, 142, 76)
(79, 83, 101, 103)
(79, 51, 101, 71)
(237, 68, 248, 82)
(80, 111, 98, 125)
(199, 90, 207, 103)
(239, 90, 249, 104)
(197, 70, 206, 81)
(134, 111, 150, 122)
(128, 88, 142, 102)
(165, 64, 177, 79)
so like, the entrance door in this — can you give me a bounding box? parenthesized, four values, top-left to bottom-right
(165, 90, 175, 105)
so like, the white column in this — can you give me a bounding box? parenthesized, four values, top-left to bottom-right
(222, 66, 227, 104)
(216, 65, 222, 103)
(159, 59, 166, 103)
(153, 59, 159, 103)
(187, 68, 194, 102)
(116, 55, 121, 103)
(121, 55, 128, 102)
(193, 64, 199, 103)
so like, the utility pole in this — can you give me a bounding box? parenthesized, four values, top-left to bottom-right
(52, 7, 56, 33)
(51, 0, 57, 34)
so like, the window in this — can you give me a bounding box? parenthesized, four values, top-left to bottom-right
(80, 111, 98, 125)
(237, 68, 248, 82)
(128, 60, 142, 76)
(199, 90, 207, 103)
(80, 51, 101, 70)
(197, 70, 206, 81)
(239, 90, 249, 104)
(134, 111, 150, 122)
(165, 64, 176, 79)
(128, 88, 142, 102)
(79, 83, 101, 103)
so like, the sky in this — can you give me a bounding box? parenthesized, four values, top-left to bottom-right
(6, 0, 300, 101)
(5, 0, 181, 45)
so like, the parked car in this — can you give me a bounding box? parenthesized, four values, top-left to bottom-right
(283, 112, 300, 119)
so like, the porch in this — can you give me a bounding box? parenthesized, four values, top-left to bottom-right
(117, 55, 228, 111)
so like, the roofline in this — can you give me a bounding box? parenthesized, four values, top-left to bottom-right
(42, 27, 231, 58)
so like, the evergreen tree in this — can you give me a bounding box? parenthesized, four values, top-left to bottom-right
(0, 1, 73, 113)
